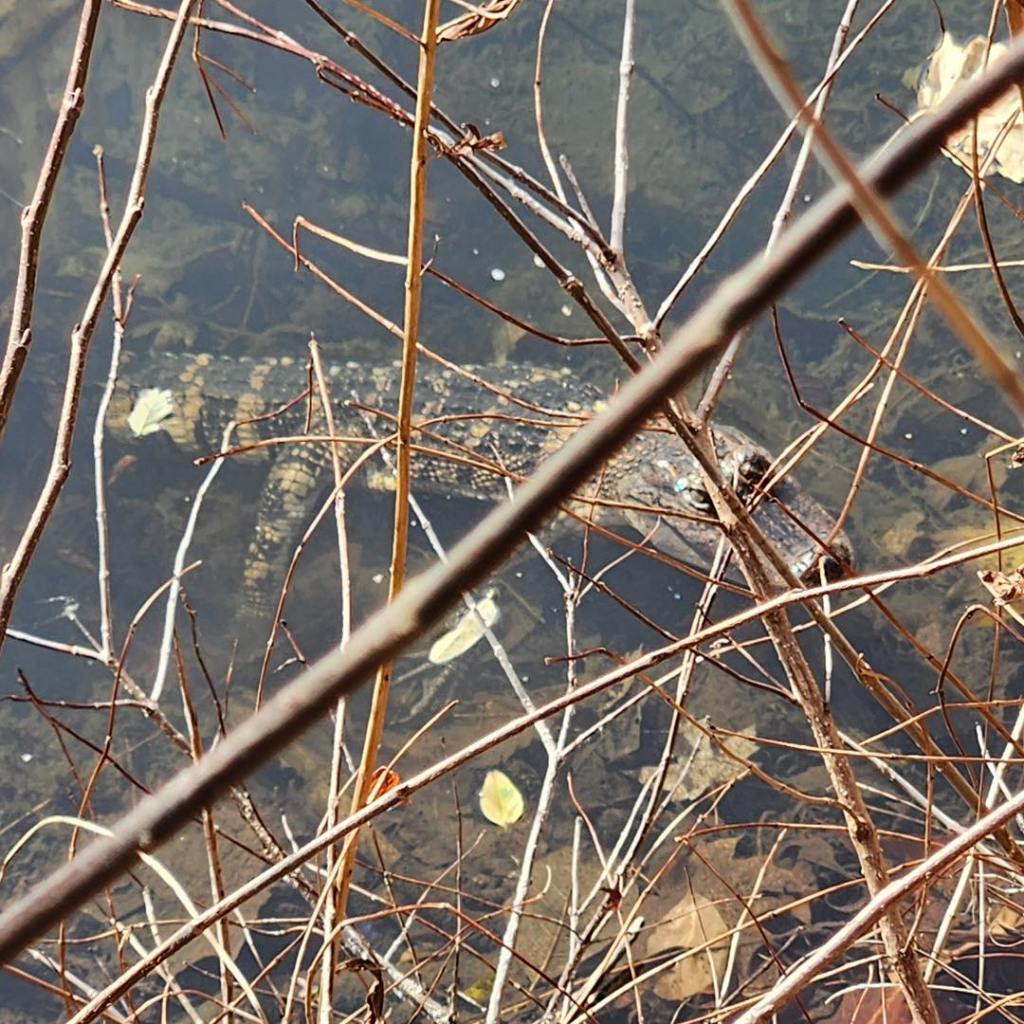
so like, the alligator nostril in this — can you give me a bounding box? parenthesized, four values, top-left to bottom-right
(798, 552, 847, 585)
(804, 552, 849, 584)
(738, 451, 771, 487)
(821, 557, 843, 582)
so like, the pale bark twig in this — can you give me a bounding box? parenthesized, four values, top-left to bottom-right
(90, 145, 135, 662)
(609, 0, 636, 256)
(151, 419, 232, 702)
(0, 1, 103, 441)
(308, 336, 353, 1020)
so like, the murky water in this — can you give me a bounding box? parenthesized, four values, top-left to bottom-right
(2, 1, 1023, 1020)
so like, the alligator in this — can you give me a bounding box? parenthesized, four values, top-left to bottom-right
(104, 346, 852, 616)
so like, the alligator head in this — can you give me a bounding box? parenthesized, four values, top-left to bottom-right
(613, 424, 852, 584)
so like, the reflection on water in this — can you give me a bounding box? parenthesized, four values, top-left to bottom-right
(2, 0, 1024, 1019)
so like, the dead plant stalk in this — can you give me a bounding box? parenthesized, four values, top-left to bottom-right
(726, 0, 1024, 422)
(330, 0, 443, 992)
(732, 776, 1024, 1023)
(723, 3, 951, 1019)
(309, 337, 354, 1021)
(646, 0, 863, 871)
(42, 527, 1024, 1023)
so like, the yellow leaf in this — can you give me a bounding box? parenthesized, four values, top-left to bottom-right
(479, 769, 524, 828)
(428, 593, 499, 665)
(127, 387, 175, 437)
(461, 977, 493, 1007)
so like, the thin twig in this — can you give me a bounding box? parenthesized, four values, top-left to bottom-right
(733, 778, 1024, 1023)
(308, 336, 353, 1020)
(725, 0, 1024, 423)
(0, 1, 103, 441)
(697, 0, 863, 422)
(609, 0, 636, 256)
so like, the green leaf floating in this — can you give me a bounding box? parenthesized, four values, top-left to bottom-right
(428, 592, 499, 665)
(127, 387, 175, 437)
(479, 769, 525, 828)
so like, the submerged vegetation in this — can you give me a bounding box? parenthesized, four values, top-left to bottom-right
(3, 1, 1024, 1021)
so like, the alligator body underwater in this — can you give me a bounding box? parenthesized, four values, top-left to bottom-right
(105, 347, 851, 616)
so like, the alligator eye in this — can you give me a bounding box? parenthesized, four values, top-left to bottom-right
(677, 479, 714, 515)
(666, 465, 715, 515)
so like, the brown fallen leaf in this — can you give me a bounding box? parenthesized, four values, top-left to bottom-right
(979, 566, 1024, 602)
(437, 0, 524, 44)
(369, 766, 405, 802)
(447, 123, 507, 157)
(639, 831, 844, 1001)
(643, 889, 733, 1001)
(978, 566, 1024, 627)
(1007, 0, 1024, 43)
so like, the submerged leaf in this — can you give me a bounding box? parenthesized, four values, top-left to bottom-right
(638, 725, 758, 803)
(428, 593, 500, 665)
(644, 891, 732, 1001)
(128, 387, 175, 437)
(479, 769, 524, 828)
(914, 33, 1024, 182)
